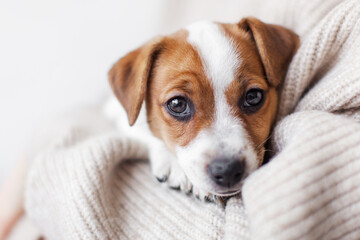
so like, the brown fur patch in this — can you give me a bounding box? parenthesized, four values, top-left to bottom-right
(108, 37, 164, 125)
(145, 31, 215, 152)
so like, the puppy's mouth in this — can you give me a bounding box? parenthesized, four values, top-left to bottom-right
(209, 180, 246, 196)
(211, 189, 242, 197)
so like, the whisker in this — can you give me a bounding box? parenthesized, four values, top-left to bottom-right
(255, 133, 273, 150)
(257, 148, 276, 154)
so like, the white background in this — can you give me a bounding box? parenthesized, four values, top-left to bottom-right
(0, 0, 261, 183)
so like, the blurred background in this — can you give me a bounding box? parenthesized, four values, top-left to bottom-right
(0, 0, 276, 183)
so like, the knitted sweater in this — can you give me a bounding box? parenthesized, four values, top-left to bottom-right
(25, 0, 360, 239)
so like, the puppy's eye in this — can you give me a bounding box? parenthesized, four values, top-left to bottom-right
(245, 89, 263, 106)
(165, 97, 193, 121)
(240, 89, 265, 113)
(168, 98, 187, 113)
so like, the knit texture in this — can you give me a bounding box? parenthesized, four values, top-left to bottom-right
(25, 0, 360, 239)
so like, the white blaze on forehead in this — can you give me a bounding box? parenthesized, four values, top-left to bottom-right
(186, 21, 240, 91)
(186, 21, 244, 135)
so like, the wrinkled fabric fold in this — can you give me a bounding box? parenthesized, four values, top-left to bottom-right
(243, 111, 360, 240)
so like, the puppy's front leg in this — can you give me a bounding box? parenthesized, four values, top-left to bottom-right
(148, 139, 171, 183)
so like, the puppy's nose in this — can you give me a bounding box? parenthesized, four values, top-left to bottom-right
(208, 159, 245, 187)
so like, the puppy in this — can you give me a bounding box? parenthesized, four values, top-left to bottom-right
(108, 17, 299, 200)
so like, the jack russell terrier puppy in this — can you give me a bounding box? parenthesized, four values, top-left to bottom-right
(0, 17, 299, 239)
(107, 17, 299, 200)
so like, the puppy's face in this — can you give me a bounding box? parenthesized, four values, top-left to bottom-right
(109, 18, 299, 196)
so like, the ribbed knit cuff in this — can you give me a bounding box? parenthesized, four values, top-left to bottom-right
(243, 111, 360, 240)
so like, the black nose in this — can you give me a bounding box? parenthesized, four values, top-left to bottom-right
(208, 159, 245, 187)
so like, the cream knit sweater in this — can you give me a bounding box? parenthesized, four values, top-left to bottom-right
(25, 0, 360, 239)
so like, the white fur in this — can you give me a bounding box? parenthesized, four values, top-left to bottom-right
(186, 21, 240, 90)
(104, 97, 154, 143)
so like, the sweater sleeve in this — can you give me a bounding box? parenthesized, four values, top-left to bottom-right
(242, 111, 360, 240)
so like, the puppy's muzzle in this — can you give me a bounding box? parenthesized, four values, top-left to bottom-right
(208, 158, 245, 188)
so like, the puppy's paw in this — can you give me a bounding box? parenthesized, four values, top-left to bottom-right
(151, 155, 171, 183)
(192, 187, 229, 205)
(149, 147, 192, 193)
(166, 161, 192, 193)
(149, 140, 176, 183)
(192, 186, 215, 202)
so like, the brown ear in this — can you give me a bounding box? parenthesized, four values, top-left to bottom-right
(238, 17, 299, 87)
(108, 37, 164, 126)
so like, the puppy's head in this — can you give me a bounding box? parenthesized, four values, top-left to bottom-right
(109, 18, 299, 196)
